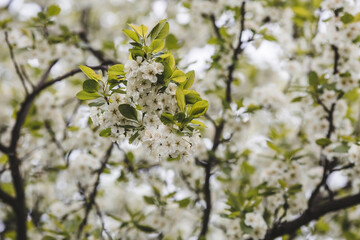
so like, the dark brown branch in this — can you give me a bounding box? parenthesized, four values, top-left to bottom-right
(199, 2, 247, 238)
(331, 45, 339, 75)
(94, 203, 113, 240)
(37, 64, 108, 95)
(8, 154, 27, 240)
(206, 14, 223, 40)
(38, 59, 59, 86)
(0, 188, 15, 207)
(308, 156, 328, 209)
(19, 65, 34, 89)
(4, 31, 29, 95)
(5, 63, 105, 240)
(44, 120, 65, 154)
(0, 143, 8, 153)
(265, 192, 360, 239)
(77, 143, 114, 238)
(226, 1, 246, 103)
(270, 43, 346, 238)
(9, 61, 62, 152)
(77, 9, 117, 65)
(199, 120, 224, 237)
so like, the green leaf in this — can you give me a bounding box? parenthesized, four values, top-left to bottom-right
(129, 131, 139, 144)
(148, 20, 169, 40)
(176, 87, 185, 112)
(47, 5, 61, 16)
(266, 141, 281, 153)
(76, 91, 101, 100)
(99, 128, 111, 137)
(178, 198, 191, 208)
(174, 112, 185, 122)
(341, 13, 354, 24)
(308, 71, 319, 89)
(108, 64, 125, 80)
(160, 112, 175, 124)
(292, 6, 312, 18)
(118, 104, 138, 121)
(42, 236, 57, 240)
(108, 64, 124, 74)
(183, 70, 195, 89)
(143, 196, 156, 205)
(263, 34, 277, 41)
(278, 179, 287, 188)
(79, 65, 101, 81)
(333, 144, 350, 153)
(316, 138, 331, 147)
(190, 119, 206, 127)
(189, 100, 209, 118)
(83, 79, 99, 93)
(134, 223, 156, 233)
(170, 70, 187, 83)
(291, 96, 303, 102)
(165, 33, 178, 49)
(129, 24, 148, 38)
(122, 29, 140, 43)
(150, 39, 165, 53)
(184, 90, 201, 104)
(288, 184, 302, 195)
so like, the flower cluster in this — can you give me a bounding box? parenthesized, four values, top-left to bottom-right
(79, 20, 208, 161)
(244, 212, 268, 239)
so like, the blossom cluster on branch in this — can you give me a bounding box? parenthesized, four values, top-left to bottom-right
(0, 0, 360, 240)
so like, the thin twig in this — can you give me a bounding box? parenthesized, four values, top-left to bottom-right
(77, 143, 114, 239)
(4, 31, 29, 95)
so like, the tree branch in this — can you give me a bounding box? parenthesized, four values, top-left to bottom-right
(5, 62, 106, 240)
(226, 1, 246, 103)
(199, 120, 224, 237)
(0, 143, 8, 154)
(331, 45, 339, 75)
(4, 31, 29, 95)
(203, 14, 223, 41)
(77, 143, 114, 238)
(77, 9, 117, 65)
(265, 192, 360, 239)
(199, 2, 247, 237)
(0, 188, 15, 207)
(38, 59, 59, 86)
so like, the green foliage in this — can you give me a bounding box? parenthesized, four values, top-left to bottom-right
(118, 104, 138, 121)
(47, 5, 61, 16)
(148, 19, 169, 40)
(79, 65, 101, 82)
(82, 80, 99, 93)
(122, 29, 140, 43)
(170, 70, 187, 83)
(176, 87, 185, 112)
(150, 39, 165, 53)
(189, 100, 209, 118)
(341, 13, 354, 24)
(316, 138, 332, 147)
(76, 91, 101, 100)
(99, 128, 111, 137)
(183, 71, 195, 89)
